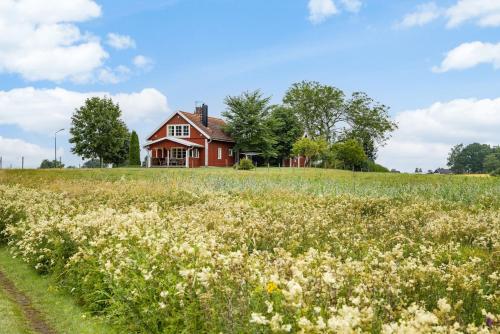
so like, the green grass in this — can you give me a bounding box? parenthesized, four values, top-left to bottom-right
(0, 288, 32, 334)
(0, 248, 119, 334)
(1, 167, 499, 206)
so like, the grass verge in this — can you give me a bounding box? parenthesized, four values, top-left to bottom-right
(0, 247, 119, 334)
(0, 287, 33, 334)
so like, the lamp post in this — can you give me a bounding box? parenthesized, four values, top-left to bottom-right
(54, 128, 64, 168)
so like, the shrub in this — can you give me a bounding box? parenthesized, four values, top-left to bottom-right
(365, 160, 389, 173)
(490, 167, 500, 176)
(237, 158, 255, 170)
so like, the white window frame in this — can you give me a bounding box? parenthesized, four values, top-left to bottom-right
(228, 148, 233, 157)
(171, 147, 186, 159)
(191, 148, 199, 158)
(167, 124, 190, 138)
(217, 147, 222, 160)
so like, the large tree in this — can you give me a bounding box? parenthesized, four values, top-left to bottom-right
(283, 81, 345, 142)
(447, 143, 492, 173)
(343, 92, 397, 160)
(223, 90, 276, 160)
(70, 97, 129, 167)
(128, 130, 141, 166)
(283, 82, 397, 160)
(268, 105, 304, 162)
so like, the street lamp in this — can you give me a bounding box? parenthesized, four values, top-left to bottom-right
(54, 128, 64, 168)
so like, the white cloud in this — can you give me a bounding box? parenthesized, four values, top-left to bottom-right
(133, 55, 154, 71)
(398, 2, 441, 28)
(399, 0, 500, 29)
(308, 0, 339, 24)
(340, 0, 362, 13)
(0, 136, 63, 169)
(378, 98, 500, 172)
(0, 87, 169, 134)
(0, 0, 109, 83)
(307, 0, 362, 24)
(107, 33, 136, 50)
(446, 0, 500, 28)
(433, 41, 500, 72)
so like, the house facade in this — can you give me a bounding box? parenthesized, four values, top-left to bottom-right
(144, 104, 235, 168)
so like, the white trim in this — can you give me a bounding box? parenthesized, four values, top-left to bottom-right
(144, 136, 203, 148)
(204, 139, 208, 167)
(167, 124, 190, 138)
(145, 111, 211, 141)
(217, 147, 222, 160)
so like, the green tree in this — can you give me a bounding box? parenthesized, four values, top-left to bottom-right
(447, 144, 465, 173)
(128, 130, 141, 166)
(82, 159, 101, 168)
(223, 90, 276, 160)
(292, 137, 327, 167)
(483, 153, 500, 172)
(447, 143, 492, 174)
(39, 159, 64, 169)
(268, 105, 304, 163)
(69, 97, 129, 167)
(343, 92, 397, 160)
(331, 139, 367, 171)
(284, 81, 345, 142)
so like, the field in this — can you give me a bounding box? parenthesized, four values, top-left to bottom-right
(0, 168, 498, 333)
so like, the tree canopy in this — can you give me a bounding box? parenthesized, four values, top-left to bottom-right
(268, 106, 303, 162)
(69, 97, 129, 167)
(331, 139, 367, 171)
(447, 143, 497, 174)
(223, 90, 276, 160)
(283, 81, 396, 159)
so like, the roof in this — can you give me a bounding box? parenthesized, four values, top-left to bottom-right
(144, 136, 204, 148)
(179, 111, 234, 142)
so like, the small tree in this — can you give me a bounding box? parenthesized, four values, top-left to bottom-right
(70, 97, 129, 167)
(292, 138, 325, 167)
(331, 139, 367, 171)
(128, 130, 141, 167)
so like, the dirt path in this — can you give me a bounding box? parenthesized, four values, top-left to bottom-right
(0, 270, 57, 334)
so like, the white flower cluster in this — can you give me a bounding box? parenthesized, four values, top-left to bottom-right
(0, 179, 498, 333)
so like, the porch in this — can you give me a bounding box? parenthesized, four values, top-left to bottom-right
(145, 137, 204, 168)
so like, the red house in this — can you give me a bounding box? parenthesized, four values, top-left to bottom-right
(144, 104, 235, 168)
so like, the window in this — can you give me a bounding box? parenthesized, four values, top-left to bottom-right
(171, 148, 186, 159)
(191, 148, 199, 158)
(228, 148, 233, 157)
(217, 147, 222, 160)
(168, 125, 189, 137)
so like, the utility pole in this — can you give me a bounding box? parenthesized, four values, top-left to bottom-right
(0, 156, 2, 169)
(21, 156, 24, 169)
(54, 128, 64, 168)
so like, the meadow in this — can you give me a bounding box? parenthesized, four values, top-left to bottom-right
(0, 168, 498, 333)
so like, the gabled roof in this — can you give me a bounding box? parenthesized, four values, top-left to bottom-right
(144, 136, 204, 148)
(179, 112, 234, 142)
(146, 110, 234, 142)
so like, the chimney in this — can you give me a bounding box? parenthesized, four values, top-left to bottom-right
(201, 104, 208, 127)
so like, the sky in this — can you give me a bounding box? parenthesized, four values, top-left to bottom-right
(1, 0, 500, 172)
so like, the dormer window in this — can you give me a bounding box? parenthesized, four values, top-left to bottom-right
(168, 124, 190, 137)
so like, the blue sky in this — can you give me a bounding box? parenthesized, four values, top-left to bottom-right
(1, 0, 500, 171)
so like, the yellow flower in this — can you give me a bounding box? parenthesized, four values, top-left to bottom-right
(266, 282, 278, 294)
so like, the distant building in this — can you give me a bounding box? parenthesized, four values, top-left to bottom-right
(434, 168, 453, 175)
(390, 169, 401, 173)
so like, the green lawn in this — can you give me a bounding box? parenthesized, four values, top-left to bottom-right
(0, 248, 119, 334)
